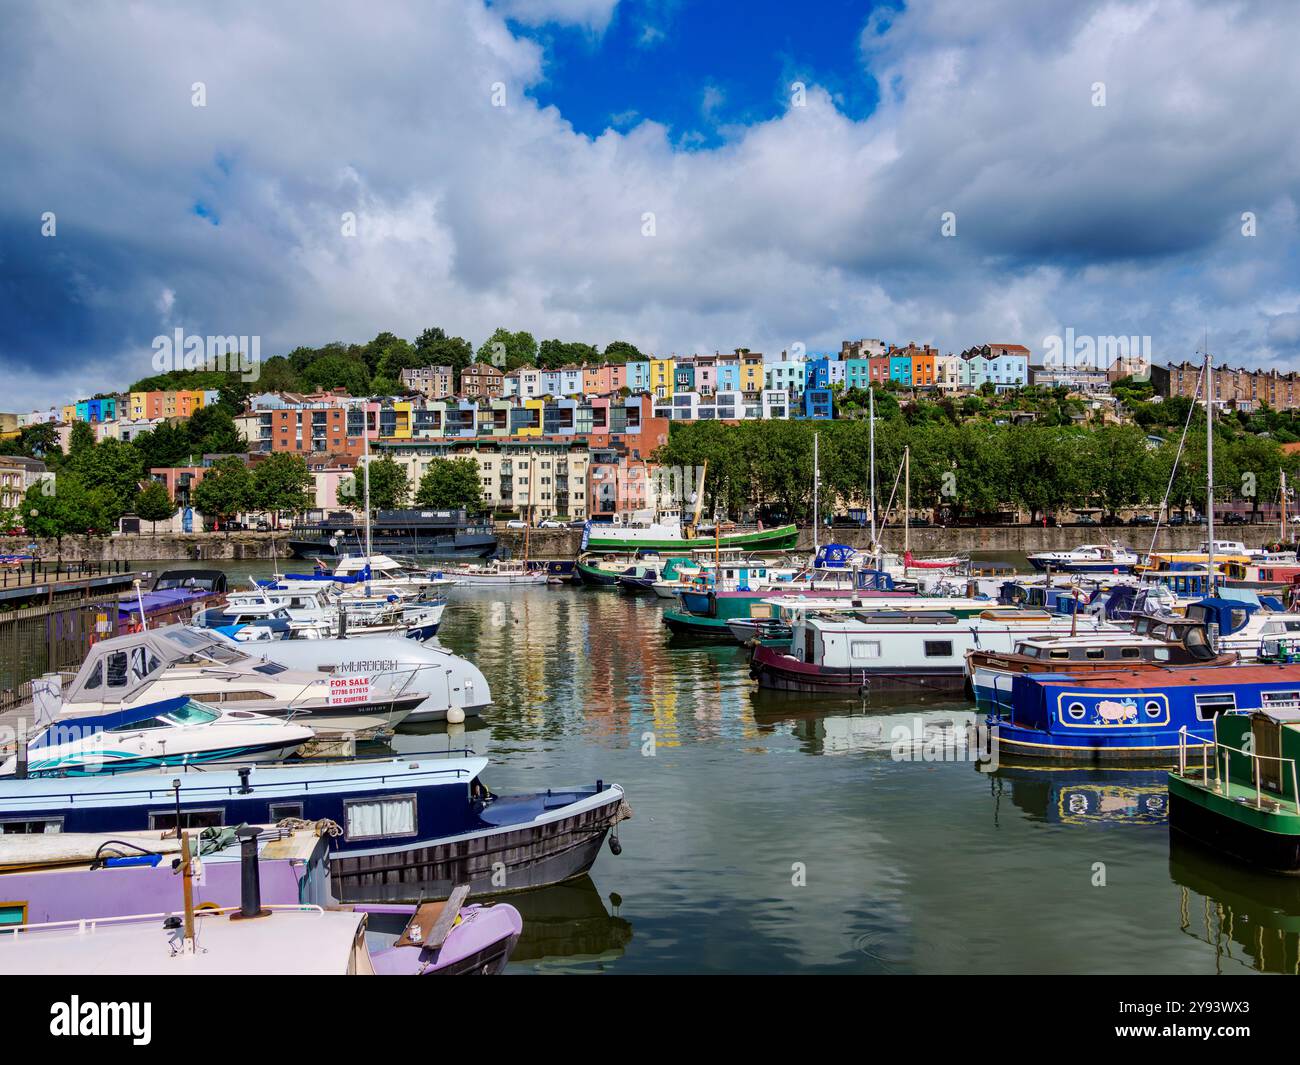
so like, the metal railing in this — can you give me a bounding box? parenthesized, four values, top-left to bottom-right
(1177, 723, 1300, 814)
(3, 904, 326, 938)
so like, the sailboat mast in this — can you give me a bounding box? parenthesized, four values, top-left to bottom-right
(904, 445, 911, 557)
(1205, 347, 1215, 594)
(813, 432, 820, 553)
(362, 402, 373, 558)
(1281, 470, 1288, 543)
(868, 386, 877, 546)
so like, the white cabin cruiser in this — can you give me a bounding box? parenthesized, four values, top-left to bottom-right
(206, 632, 491, 724)
(2, 696, 313, 776)
(442, 559, 548, 586)
(32, 628, 427, 737)
(1027, 542, 1139, 574)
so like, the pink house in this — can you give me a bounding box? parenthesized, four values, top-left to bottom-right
(583, 363, 627, 396)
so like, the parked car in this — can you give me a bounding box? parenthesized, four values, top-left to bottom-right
(255, 520, 272, 531)
(1168, 513, 1185, 526)
(537, 519, 564, 529)
(1130, 515, 1155, 526)
(1223, 513, 1248, 525)
(505, 519, 528, 529)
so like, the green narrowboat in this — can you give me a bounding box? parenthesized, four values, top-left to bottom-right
(1168, 707, 1300, 873)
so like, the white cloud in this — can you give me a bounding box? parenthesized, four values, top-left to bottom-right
(2, 0, 1299, 410)
(491, 0, 619, 32)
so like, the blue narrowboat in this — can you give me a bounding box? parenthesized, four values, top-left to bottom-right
(0, 755, 630, 902)
(990, 663, 1300, 764)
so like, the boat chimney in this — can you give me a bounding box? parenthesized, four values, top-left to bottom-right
(14, 722, 26, 780)
(337, 603, 347, 639)
(237, 766, 252, 794)
(234, 825, 269, 920)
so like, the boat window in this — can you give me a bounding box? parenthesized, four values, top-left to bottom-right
(1066, 702, 1086, 720)
(161, 702, 220, 726)
(1085, 649, 1106, 660)
(1153, 648, 1170, 661)
(1144, 700, 1162, 719)
(1194, 693, 1236, 720)
(1262, 692, 1300, 711)
(851, 641, 881, 659)
(1021, 646, 1041, 659)
(149, 809, 225, 831)
(105, 651, 129, 688)
(344, 795, 418, 840)
(252, 662, 289, 676)
(0, 903, 27, 927)
(107, 716, 166, 732)
(1230, 609, 1249, 632)
(0, 817, 62, 834)
(268, 802, 304, 821)
(82, 659, 103, 691)
(1048, 649, 1070, 660)
(924, 640, 953, 658)
(1120, 648, 1141, 659)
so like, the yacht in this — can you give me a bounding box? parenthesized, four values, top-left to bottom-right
(441, 559, 548, 586)
(1027, 542, 1140, 574)
(2, 696, 313, 776)
(31, 627, 427, 736)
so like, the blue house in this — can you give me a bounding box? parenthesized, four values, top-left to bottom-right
(800, 388, 833, 420)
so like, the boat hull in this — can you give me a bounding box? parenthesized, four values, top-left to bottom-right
(584, 523, 799, 554)
(1169, 776, 1300, 874)
(749, 645, 966, 694)
(331, 786, 631, 903)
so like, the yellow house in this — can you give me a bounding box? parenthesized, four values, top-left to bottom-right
(649, 358, 675, 400)
(61, 405, 76, 424)
(517, 398, 546, 438)
(391, 401, 413, 439)
(739, 353, 765, 394)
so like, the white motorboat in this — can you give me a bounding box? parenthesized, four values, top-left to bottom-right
(1027, 542, 1140, 574)
(32, 628, 427, 736)
(1, 696, 313, 776)
(442, 559, 548, 586)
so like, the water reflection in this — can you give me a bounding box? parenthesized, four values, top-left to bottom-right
(988, 767, 1170, 826)
(1169, 839, 1300, 974)
(505, 875, 633, 972)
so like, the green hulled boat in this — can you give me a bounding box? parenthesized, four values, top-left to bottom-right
(583, 520, 799, 555)
(1169, 710, 1300, 874)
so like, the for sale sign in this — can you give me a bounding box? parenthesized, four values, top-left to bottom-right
(328, 675, 371, 706)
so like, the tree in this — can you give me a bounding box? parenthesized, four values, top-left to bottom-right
(413, 327, 475, 385)
(187, 405, 247, 454)
(251, 453, 313, 526)
(134, 480, 176, 537)
(476, 328, 538, 372)
(192, 457, 255, 530)
(414, 458, 484, 511)
(134, 422, 196, 470)
(602, 340, 645, 365)
(23, 472, 110, 556)
(537, 339, 598, 371)
(300, 352, 370, 396)
(66, 437, 145, 526)
(355, 456, 409, 511)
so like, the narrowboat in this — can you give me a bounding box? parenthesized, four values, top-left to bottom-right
(967, 623, 1234, 710)
(751, 606, 1112, 693)
(0, 754, 631, 902)
(991, 663, 1300, 765)
(663, 569, 905, 638)
(0, 824, 523, 975)
(1168, 705, 1300, 874)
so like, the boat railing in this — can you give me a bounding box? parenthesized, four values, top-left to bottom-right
(1177, 724, 1300, 815)
(0, 758, 478, 805)
(2, 904, 326, 939)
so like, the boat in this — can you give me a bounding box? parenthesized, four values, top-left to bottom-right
(116, 569, 230, 632)
(0, 823, 523, 975)
(750, 605, 1113, 693)
(204, 630, 491, 724)
(663, 568, 908, 638)
(288, 508, 497, 560)
(967, 625, 1235, 710)
(31, 627, 428, 736)
(581, 508, 798, 555)
(442, 559, 549, 586)
(1027, 542, 1140, 574)
(1221, 559, 1300, 593)
(988, 663, 1300, 765)
(0, 754, 630, 902)
(1161, 593, 1300, 662)
(1, 696, 313, 776)
(1168, 706, 1300, 874)
(576, 551, 662, 588)
(202, 584, 446, 642)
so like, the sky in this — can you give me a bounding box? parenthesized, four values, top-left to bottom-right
(1, 0, 1299, 410)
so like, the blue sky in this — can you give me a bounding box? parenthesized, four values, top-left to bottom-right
(2, 0, 1299, 409)
(502, 0, 890, 147)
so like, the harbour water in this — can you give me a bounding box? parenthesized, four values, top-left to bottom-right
(128, 561, 1300, 974)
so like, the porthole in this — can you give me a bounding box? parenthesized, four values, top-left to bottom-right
(1067, 701, 1086, 721)
(1145, 700, 1162, 719)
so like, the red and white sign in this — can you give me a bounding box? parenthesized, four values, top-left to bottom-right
(328, 675, 371, 706)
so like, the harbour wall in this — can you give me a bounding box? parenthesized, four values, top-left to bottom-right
(0, 524, 1231, 562)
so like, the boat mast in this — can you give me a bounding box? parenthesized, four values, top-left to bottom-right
(525, 450, 533, 564)
(868, 386, 877, 551)
(1281, 470, 1289, 543)
(1204, 344, 1215, 594)
(904, 445, 911, 559)
(362, 401, 373, 559)
(813, 432, 820, 554)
